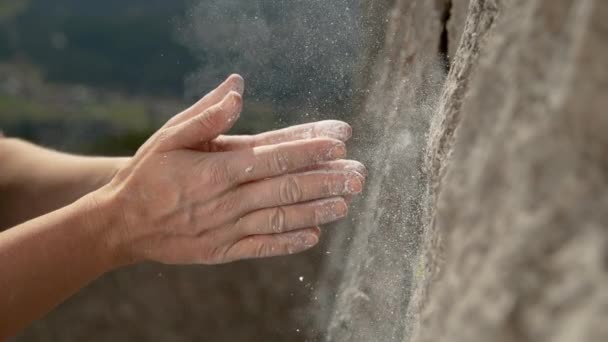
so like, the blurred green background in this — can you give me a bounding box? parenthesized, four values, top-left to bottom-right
(0, 0, 358, 155)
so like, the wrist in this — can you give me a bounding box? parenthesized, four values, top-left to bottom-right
(98, 157, 130, 186)
(79, 186, 135, 270)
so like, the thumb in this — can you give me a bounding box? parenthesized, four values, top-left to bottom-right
(159, 91, 242, 151)
(164, 74, 244, 129)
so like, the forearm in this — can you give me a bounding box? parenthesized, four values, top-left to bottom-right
(0, 138, 128, 229)
(0, 191, 120, 338)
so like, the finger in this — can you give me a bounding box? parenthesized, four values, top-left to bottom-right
(226, 138, 347, 184)
(248, 120, 354, 147)
(236, 170, 364, 212)
(207, 120, 353, 152)
(227, 197, 347, 240)
(295, 159, 368, 177)
(254, 120, 352, 144)
(154, 225, 320, 265)
(165, 74, 244, 128)
(160, 91, 242, 151)
(222, 227, 321, 262)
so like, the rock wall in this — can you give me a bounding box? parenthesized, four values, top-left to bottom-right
(322, 0, 450, 340)
(324, 0, 608, 341)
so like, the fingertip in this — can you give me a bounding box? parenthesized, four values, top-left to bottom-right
(345, 124, 353, 141)
(359, 164, 368, 177)
(328, 141, 347, 159)
(229, 90, 243, 105)
(227, 74, 245, 95)
(304, 229, 320, 247)
(346, 173, 364, 194)
(334, 198, 349, 217)
(294, 227, 320, 249)
(317, 120, 353, 141)
(345, 160, 367, 177)
(331, 120, 352, 141)
(222, 90, 242, 103)
(228, 73, 244, 80)
(220, 91, 242, 119)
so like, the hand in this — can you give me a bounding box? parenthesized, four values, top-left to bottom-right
(94, 75, 366, 265)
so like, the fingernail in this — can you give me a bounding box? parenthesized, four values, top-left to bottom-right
(230, 78, 245, 95)
(333, 124, 352, 141)
(346, 162, 368, 177)
(301, 233, 318, 247)
(343, 125, 353, 140)
(357, 166, 368, 177)
(220, 93, 233, 109)
(324, 122, 352, 141)
(333, 199, 349, 217)
(315, 198, 348, 223)
(346, 175, 363, 194)
(317, 120, 352, 141)
(328, 143, 346, 159)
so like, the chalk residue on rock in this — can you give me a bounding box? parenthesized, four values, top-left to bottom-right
(322, 0, 608, 341)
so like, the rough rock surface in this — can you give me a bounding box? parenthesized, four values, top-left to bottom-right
(323, 1, 450, 340)
(415, 0, 608, 341)
(325, 0, 608, 341)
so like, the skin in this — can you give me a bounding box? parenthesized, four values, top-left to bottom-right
(0, 139, 128, 230)
(0, 74, 367, 338)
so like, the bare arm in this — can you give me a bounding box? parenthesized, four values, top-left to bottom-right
(0, 75, 366, 338)
(0, 138, 128, 229)
(0, 192, 119, 337)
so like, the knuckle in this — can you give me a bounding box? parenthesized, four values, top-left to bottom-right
(195, 109, 219, 131)
(149, 128, 172, 151)
(215, 240, 240, 264)
(254, 242, 270, 259)
(177, 209, 198, 235)
(214, 193, 239, 214)
(231, 92, 243, 107)
(270, 147, 290, 173)
(321, 177, 333, 196)
(155, 128, 171, 143)
(201, 245, 225, 265)
(269, 207, 287, 233)
(279, 176, 303, 204)
(312, 203, 323, 225)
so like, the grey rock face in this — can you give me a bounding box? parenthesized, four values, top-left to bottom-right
(325, 0, 608, 341)
(416, 0, 608, 341)
(323, 1, 450, 341)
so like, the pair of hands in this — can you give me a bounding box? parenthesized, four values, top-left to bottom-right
(93, 75, 366, 266)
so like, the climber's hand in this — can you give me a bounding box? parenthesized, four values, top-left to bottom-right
(92, 74, 366, 266)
